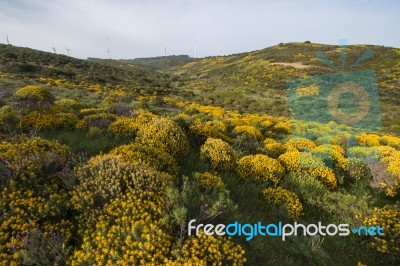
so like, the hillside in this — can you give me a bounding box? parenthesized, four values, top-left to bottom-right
(0, 43, 399, 265)
(171, 42, 400, 134)
(0, 44, 170, 87)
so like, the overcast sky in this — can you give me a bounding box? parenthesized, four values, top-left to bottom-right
(0, 0, 399, 59)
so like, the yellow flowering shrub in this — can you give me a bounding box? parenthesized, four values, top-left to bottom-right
(0, 105, 19, 132)
(380, 135, 400, 149)
(278, 151, 337, 189)
(137, 117, 190, 158)
(71, 192, 173, 265)
(285, 138, 317, 150)
(312, 144, 349, 171)
(21, 112, 79, 130)
(107, 116, 140, 137)
(273, 120, 292, 134)
(131, 108, 157, 125)
(189, 119, 229, 143)
(14, 86, 55, 106)
(357, 133, 381, 147)
(0, 187, 71, 264)
(186, 104, 226, 118)
(0, 136, 69, 188)
(233, 125, 263, 140)
(109, 144, 178, 176)
(200, 138, 236, 170)
(171, 231, 246, 265)
(194, 172, 226, 192)
(71, 154, 173, 213)
(52, 98, 83, 114)
(76, 113, 118, 130)
(0, 136, 71, 264)
(363, 203, 400, 257)
(377, 146, 396, 162)
(189, 119, 215, 141)
(205, 120, 227, 133)
(262, 187, 303, 220)
(263, 138, 287, 158)
(237, 154, 284, 185)
(383, 151, 400, 197)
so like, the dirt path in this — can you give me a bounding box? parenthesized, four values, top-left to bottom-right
(269, 62, 312, 69)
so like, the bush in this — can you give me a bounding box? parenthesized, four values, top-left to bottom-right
(363, 203, 400, 257)
(357, 133, 381, 147)
(137, 117, 190, 158)
(189, 119, 228, 143)
(170, 232, 246, 265)
(285, 138, 317, 151)
(109, 143, 178, 176)
(71, 192, 172, 265)
(347, 146, 381, 163)
(71, 154, 173, 213)
(200, 138, 236, 170)
(21, 112, 79, 130)
(311, 144, 349, 171)
(262, 187, 303, 220)
(14, 86, 55, 104)
(76, 113, 118, 130)
(263, 138, 287, 158)
(0, 136, 69, 188)
(194, 172, 226, 192)
(237, 154, 284, 185)
(279, 151, 337, 189)
(233, 125, 262, 141)
(384, 151, 400, 197)
(0, 105, 19, 134)
(52, 98, 83, 114)
(283, 173, 369, 224)
(107, 116, 140, 137)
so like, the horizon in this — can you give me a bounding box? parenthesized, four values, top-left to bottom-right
(1, 41, 398, 61)
(1, 0, 399, 59)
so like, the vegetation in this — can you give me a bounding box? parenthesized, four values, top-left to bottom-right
(0, 43, 399, 265)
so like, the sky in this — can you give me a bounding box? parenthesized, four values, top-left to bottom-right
(0, 0, 399, 59)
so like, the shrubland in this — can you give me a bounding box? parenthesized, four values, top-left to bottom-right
(0, 43, 399, 265)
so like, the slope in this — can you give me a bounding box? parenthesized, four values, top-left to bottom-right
(171, 42, 400, 134)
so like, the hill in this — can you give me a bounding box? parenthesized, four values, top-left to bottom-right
(0, 44, 170, 87)
(171, 42, 400, 133)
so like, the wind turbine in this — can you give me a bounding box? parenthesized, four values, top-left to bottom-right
(6, 34, 9, 45)
(65, 46, 71, 56)
(219, 47, 222, 56)
(194, 42, 198, 58)
(106, 46, 110, 59)
(51, 42, 57, 54)
(164, 47, 168, 67)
